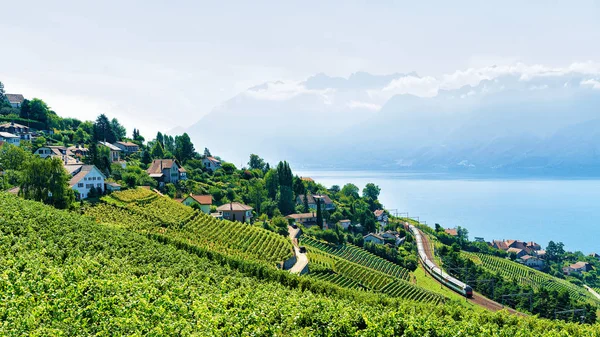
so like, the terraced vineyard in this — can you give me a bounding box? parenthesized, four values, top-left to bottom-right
(102, 189, 196, 227)
(464, 252, 594, 303)
(309, 271, 363, 290)
(303, 242, 444, 304)
(86, 194, 293, 265)
(301, 237, 411, 281)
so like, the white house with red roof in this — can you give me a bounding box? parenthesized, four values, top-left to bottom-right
(68, 165, 106, 199)
(181, 194, 212, 214)
(202, 156, 222, 172)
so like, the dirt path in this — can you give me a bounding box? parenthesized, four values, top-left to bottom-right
(288, 226, 308, 274)
(584, 285, 600, 300)
(417, 227, 523, 315)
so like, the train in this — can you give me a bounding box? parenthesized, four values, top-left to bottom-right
(409, 224, 473, 298)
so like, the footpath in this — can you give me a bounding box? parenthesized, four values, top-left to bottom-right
(287, 226, 308, 274)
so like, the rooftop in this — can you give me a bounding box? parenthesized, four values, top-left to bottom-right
(5, 94, 25, 104)
(185, 194, 212, 205)
(98, 141, 122, 151)
(216, 202, 253, 212)
(0, 132, 19, 138)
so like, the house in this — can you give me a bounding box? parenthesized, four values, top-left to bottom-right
(202, 156, 222, 172)
(374, 209, 388, 230)
(68, 165, 106, 199)
(0, 122, 32, 140)
(5, 94, 25, 108)
(300, 177, 314, 182)
(363, 233, 385, 245)
(589, 253, 600, 260)
(520, 255, 545, 269)
(147, 159, 187, 185)
(113, 141, 140, 155)
(286, 212, 319, 227)
(105, 182, 122, 192)
(216, 202, 253, 223)
(181, 194, 213, 214)
(35, 146, 80, 165)
(98, 141, 121, 162)
(445, 228, 459, 237)
(67, 145, 89, 158)
(339, 219, 352, 230)
(535, 250, 547, 258)
(526, 241, 541, 251)
(563, 262, 593, 275)
(474, 237, 485, 242)
(211, 212, 224, 220)
(491, 240, 509, 251)
(0, 132, 20, 146)
(380, 230, 405, 246)
(296, 193, 335, 211)
(507, 247, 526, 258)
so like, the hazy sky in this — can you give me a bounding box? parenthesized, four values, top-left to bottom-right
(1, 0, 599, 137)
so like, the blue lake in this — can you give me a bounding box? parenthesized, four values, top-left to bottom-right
(296, 170, 600, 253)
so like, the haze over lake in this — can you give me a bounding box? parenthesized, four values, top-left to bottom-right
(297, 170, 600, 253)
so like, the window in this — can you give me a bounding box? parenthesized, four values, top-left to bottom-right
(78, 183, 84, 187)
(224, 212, 230, 217)
(97, 183, 102, 188)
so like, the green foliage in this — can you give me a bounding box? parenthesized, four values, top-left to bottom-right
(248, 153, 266, 171)
(93, 114, 117, 143)
(19, 156, 75, 209)
(174, 133, 195, 164)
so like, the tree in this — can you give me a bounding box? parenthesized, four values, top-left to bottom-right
(248, 154, 266, 171)
(303, 193, 310, 213)
(276, 161, 294, 215)
(174, 133, 195, 164)
(247, 178, 266, 214)
(264, 169, 279, 200)
(20, 156, 74, 209)
(316, 197, 323, 229)
(341, 183, 360, 199)
(203, 147, 212, 157)
(329, 185, 341, 194)
(362, 183, 381, 200)
(110, 118, 127, 141)
(0, 81, 6, 103)
(150, 141, 165, 159)
(156, 132, 164, 147)
(93, 114, 116, 143)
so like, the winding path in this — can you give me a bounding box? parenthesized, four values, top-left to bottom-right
(288, 226, 308, 274)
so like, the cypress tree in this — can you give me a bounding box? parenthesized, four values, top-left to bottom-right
(316, 197, 323, 229)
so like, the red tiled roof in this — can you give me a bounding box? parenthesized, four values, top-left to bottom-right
(5, 94, 25, 104)
(374, 209, 385, 217)
(445, 228, 458, 236)
(186, 194, 212, 205)
(147, 159, 178, 174)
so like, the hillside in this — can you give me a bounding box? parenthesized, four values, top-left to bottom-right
(4, 193, 600, 335)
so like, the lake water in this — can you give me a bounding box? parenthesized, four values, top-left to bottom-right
(296, 170, 600, 253)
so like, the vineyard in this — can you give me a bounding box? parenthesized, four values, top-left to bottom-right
(85, 192, 293, 265)
(302, 238, 444, 304)
(464, 252, 595, 303)
(3, 193, 600, 335)
(301, 236, 411, 281)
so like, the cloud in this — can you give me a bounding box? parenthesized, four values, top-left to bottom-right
(580, 79, 600, 89)
(378, 75, 439, 98)
(347, 100, 381, 111)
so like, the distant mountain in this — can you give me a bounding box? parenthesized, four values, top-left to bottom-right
(185, 64, 600, 175)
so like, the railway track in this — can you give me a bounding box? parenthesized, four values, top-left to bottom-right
(416, 226, 523, 315)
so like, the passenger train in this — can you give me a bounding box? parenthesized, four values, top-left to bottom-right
(409, 224, 473, 298)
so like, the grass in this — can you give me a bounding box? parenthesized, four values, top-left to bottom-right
(413, 265, 484, 312)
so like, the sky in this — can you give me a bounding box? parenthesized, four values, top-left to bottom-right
(1, 0, 600, 138)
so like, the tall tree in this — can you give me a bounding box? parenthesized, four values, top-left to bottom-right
(174, 133, 195, 164)
(110, 118, 127, 141)
(93, 114, 116, 143)
(248, 154, 266, 171)
(264, 169, 279, 200)
(203, 147, 212, 157)
(341, 183, 360, 199)
(316, 197, 323, 229)
(303, 193, 310, 213)
(150, 141, 165, 159)
(156, 132, 164, 147)
(247, 178, 266, 214)
(0, 81, 6, 103)
(276, 161, 294, 215)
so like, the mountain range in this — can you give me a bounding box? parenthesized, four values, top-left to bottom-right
(184, 63, 600, 175)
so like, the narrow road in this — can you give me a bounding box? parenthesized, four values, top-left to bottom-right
(288, 226, 308, 274)
(584, 285, 600, 300)
(417, 227, 522, 315)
